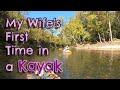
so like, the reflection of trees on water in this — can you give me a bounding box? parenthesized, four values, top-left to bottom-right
(49, 50, 120, 79)
(10, 55, 27, 79)
(1, 49, 120, 79)
(97, 50, 120, 79)
(0, 52, 32, 79)
(98, 50, 114, 78)
(108, 50, 113, 78)
(63, 53, 71, 60)
(0, 52, 12, 79)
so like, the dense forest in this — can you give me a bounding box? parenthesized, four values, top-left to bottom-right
(0, 11, 120, 50)
(62, 11, 120, 45)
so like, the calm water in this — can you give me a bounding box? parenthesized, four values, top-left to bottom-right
(0, 48, 120, 79)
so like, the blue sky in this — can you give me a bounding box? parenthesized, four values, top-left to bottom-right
(26, 11, 76, 24)
(26, 11, 76, 35)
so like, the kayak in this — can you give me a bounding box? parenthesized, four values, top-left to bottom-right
(63, 50, 72, 53)
(26, 66, 61, 79)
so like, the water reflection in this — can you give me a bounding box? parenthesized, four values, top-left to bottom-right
(0, 49, 120, 79)
(63, 53, 72, 60)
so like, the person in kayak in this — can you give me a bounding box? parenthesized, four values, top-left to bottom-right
(63, 45, 70, 52)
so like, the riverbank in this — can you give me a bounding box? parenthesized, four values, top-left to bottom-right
(75, 41, 120, 50)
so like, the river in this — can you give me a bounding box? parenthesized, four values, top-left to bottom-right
(0, 48, 120, 79)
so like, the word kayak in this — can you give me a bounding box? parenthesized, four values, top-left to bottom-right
(18, 59, 63, 74)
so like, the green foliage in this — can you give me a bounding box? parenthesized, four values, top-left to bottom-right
(0, 11, 120, 50)
(62, 16, 91, 44)
(62, 11, 120, 44)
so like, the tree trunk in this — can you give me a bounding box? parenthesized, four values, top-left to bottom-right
(103, 33, 106, 42)
(109, 19, 113, 42)
(72, 36, 76, 44)
(98, 33, 102, 42)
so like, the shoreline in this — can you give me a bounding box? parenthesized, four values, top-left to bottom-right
(75, 42, 120, 50)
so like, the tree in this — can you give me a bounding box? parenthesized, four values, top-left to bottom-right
(106, 11, 115, 42)
(63, 14, 91, 45)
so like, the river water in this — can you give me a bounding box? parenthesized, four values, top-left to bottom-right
(0, 48, 120, 79)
